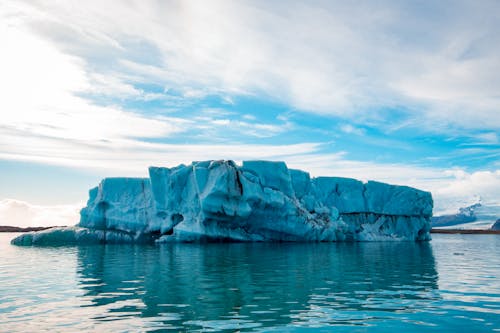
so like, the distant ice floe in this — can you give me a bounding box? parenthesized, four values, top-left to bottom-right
(12, 160, 433, 245)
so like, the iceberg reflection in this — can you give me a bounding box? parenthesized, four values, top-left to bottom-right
(78, 242, 439, 329)
(76, 242, 439, 330)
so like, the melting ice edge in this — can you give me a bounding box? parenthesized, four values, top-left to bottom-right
(12, 160, 433, 245)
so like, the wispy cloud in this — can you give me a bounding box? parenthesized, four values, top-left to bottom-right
(3, 0, 500, 143)
(340, 124, 365, 136)
(0, 123, 323, 174)
(6, 0, 498, 130)
(459, 132, 499, 146)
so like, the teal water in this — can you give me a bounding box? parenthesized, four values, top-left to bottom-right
(0, 233, 499, 332)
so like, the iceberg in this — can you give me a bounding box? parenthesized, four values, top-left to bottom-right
(12, 160, 433, 245)
(491, 219, 500, 231)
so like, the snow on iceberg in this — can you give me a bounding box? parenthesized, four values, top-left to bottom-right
(12, 160, 433, 245)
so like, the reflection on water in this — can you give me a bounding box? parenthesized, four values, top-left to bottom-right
(76, 242, 440, 331)
(1, 234, 499, 332)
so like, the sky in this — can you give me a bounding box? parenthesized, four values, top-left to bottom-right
(1, 0, 499, 226)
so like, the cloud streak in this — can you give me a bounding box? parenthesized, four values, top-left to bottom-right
(0, 123, 322, 174)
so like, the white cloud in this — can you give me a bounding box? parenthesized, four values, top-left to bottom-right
(0, 14, 188, 145)
(1, 4, 302, 163)
(0, 198, 80, 227)
(433, 169, 500, 212)
(0, 17, 315, 174)
(340, 124, 365, 136)
(6, 0, 498, 130)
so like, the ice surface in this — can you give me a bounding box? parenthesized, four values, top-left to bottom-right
(80, 178, 154, 233)
(12, 160, 433, 245)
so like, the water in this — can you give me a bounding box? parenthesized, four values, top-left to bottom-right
(0, 233, 499, 332)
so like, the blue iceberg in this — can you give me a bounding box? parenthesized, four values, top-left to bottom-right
(12, 160, 433, 245)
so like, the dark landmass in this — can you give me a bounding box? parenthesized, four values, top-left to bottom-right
(0, 226, 62, 233)
(431, 228, 500, 235)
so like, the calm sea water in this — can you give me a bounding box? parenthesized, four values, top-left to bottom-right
(0, 233, 499, 332)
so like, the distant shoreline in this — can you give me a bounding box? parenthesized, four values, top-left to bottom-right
(0, 226, 62, 233)
(3, 225, 499, 235)
(431, 228, 500, 235)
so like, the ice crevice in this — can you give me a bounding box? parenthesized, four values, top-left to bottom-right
(12, 160, 433, 245)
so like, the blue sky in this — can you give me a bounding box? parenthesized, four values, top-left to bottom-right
(1, 0, 500, 225)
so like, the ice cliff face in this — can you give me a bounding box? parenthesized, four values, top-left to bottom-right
(12, 160, 433, 245)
